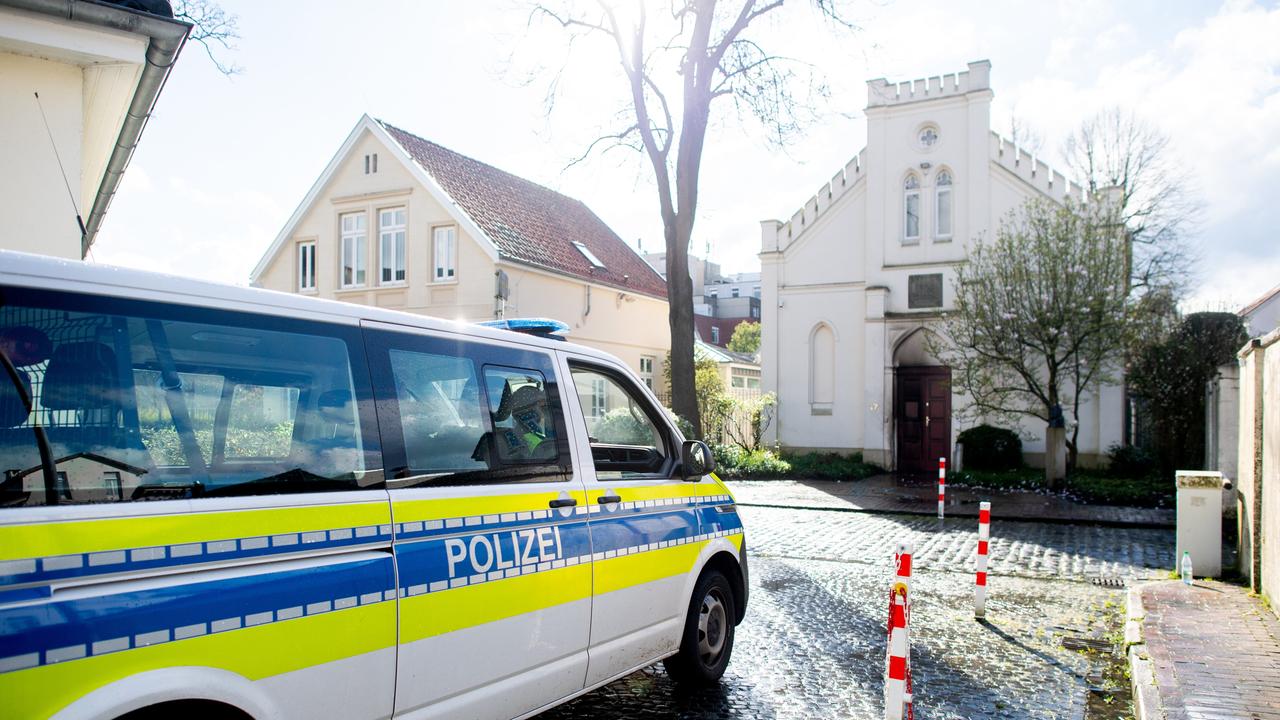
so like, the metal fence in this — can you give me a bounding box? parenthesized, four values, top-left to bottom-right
(653, 387, 764, 445)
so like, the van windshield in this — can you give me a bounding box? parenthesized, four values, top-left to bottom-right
(0, 291, 376, 506)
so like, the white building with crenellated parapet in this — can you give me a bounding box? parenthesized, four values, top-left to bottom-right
(759, 60, 1123, 472)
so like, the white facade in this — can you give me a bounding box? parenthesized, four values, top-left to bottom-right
(0, 2, 186, 259)
(1241, 285, 1280, 338)
(759, 61, 1124, 469)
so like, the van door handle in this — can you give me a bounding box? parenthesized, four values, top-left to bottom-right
(548, 498, 578, 508)
(597, 494, 622, 504)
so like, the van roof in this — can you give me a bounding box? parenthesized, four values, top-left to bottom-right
(0, 249, 616, 363)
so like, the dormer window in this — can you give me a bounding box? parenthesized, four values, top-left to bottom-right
(572, 241, 605, 269)
(903, 175, 921, 243)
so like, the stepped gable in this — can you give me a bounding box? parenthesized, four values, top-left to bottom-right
(379, 120, 668, 299)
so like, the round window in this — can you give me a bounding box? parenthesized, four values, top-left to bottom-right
(918, 126, 940, 149)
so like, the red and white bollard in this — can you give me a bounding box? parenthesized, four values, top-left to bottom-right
(975, 501, 991, 618)
(937, 457, 946, 518)
(885, 543, 913, 720)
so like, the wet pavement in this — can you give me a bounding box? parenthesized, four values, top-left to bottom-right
(730, 477, 1175, 527)
(542, 505, 1175, 720)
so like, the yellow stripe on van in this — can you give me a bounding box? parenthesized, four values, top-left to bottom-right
(391, 490, 588, 523)
(593, 540, 706, 596)
(0, 601, 395, 720)
(399, 563, 594, 644)
(0, 502, 391, 561)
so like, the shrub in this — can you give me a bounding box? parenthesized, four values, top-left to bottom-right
(712, 444, 791, 478)
(1105, 443, 1157, 479)
(957, 425, 1022, 471)
(594, 407, 656, 445)
(782, 451, 881, 481)
(1067, 470, 1172, 508)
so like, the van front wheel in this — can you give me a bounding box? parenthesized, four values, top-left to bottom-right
(664, 569, 736, 686)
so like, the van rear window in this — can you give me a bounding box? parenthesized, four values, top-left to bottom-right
(0, 288, 379, 506)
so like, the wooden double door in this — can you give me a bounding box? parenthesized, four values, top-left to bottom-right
(895, 366, 951, 474)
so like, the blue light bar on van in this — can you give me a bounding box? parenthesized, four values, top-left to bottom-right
(476, 318, 571, 340)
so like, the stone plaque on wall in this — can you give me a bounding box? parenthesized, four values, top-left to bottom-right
(908, 273, 943, 309)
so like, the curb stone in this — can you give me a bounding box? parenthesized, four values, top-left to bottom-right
(1126, 584, 1164, 720)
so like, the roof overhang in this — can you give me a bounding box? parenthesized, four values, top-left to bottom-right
(1, 0, 190, 257)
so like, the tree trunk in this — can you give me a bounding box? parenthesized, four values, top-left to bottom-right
(664, 217, 699, 437)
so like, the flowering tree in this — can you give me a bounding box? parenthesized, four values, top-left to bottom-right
(933, 199, 1130, 474)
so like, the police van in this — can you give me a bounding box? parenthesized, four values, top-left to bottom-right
(0, 250, 747, 720)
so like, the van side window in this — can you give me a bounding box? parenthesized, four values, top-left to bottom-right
(484, 367, 557, 465)
(0, 288, 379, 506)
(569, 364, 669, 480)
(366, 330, 571, 486)
(387, 349, 488, 475)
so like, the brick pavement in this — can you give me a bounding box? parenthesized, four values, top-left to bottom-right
(1141, 580, 1280, 720)
(541, 506, 1171, 719)
(727, 477, 1175, 527)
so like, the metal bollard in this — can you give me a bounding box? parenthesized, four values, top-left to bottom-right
(937, 457, 946, 518)
(975, 501, 990, 618)
(885, 543, 913, 720)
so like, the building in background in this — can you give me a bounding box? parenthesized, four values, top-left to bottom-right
(759, 61, 1123, 471)
(252, 115, 671, 383)
(1240, 284, 1280, 338)
(0, 0, 189, 259)
(644, 252, 760, 349)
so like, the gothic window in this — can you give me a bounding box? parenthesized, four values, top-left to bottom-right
(903, 175, 921, 242)
(810, 323, 835, 410)
(935, 170, 953, 239)
(918, 126, 939, 149)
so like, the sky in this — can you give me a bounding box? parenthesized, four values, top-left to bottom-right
(92, 0, 1280, 311)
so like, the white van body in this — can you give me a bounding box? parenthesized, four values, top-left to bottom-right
(0, 250, 747, 720)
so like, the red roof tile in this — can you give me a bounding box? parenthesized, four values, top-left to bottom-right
(380, 120, 668, 299)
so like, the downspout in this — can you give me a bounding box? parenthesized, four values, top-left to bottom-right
(3, 0, 191, 257)
(1248, 338, 1265, 593)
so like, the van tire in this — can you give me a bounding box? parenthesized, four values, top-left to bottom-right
(663, 569, 736, 686)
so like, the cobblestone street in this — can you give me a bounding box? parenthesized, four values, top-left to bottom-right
(543, 505, 1176, 719)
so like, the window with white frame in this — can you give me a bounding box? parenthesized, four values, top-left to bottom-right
(732, 287, 740, 298)
(297, 241, 316, 291)
(639, 356, 655, 389)
(379, 207, 407, 284)
(340, 212, 367, 288)
(711, 326, 721, 344)
(434, 226, 456, 281)
(935, 171, 953, 239)
(903, 175, 921, 242)
(589, 376, 607, 419)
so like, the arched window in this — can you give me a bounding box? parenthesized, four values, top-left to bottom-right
(903, 175, 921, 242)
(935, 170, 953, 239)
(810, 323, 835, 408)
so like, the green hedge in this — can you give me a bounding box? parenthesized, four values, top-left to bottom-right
(957, 424, 1023, 471)
(712, 447, 881, 480)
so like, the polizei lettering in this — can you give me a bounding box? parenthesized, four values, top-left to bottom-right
(445, 526, 563, 578)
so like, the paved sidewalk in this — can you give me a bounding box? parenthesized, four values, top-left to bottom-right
(726, 476, 1175, 527)
(1140, 580, 1280, 719)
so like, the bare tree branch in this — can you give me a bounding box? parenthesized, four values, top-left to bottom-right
(172, 0, 241, 76)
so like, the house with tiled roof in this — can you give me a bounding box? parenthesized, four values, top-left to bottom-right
(251, 115, 671, 386)
(1240, 283, 1280, 338)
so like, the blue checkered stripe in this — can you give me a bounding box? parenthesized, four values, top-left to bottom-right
(0, 496, 734, 590)
(0, 553, 395, 675)
(0, 523, 396, 589)
(392, 494, 740, 598)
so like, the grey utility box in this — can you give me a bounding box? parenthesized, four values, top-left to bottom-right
(1175, 470, 1228, 578)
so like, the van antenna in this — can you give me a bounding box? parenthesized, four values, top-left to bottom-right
(33, 92, 87, 242)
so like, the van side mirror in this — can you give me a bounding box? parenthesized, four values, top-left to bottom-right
(680, 440, 716, 481)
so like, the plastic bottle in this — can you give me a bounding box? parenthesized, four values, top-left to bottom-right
(1181, 551, 1193, 586)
